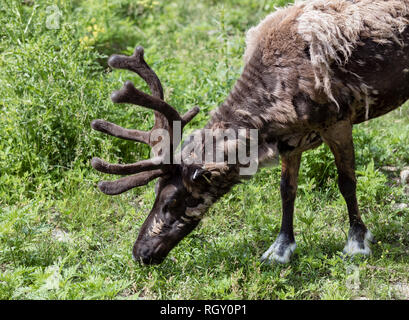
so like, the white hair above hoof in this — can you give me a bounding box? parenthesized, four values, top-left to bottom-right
(343, 229, 374, 256)
(261, 237, 297, 264)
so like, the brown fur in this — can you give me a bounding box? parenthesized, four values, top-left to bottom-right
(206, 0, 409, 165)
(93, 0, 409, 264)
(179, 0, 409, 263)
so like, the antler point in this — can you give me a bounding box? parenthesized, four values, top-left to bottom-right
(124, 80, 134, 88)
(110, 90, 122, 103)
(91, 119, 102, 130)
(97, 181, 109, 194)
(134, 46, 145, 57)
(107, 54, 120, 69)
(91, 157, 102, 169)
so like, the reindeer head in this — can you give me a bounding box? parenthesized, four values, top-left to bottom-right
(91, 46, 239, 264)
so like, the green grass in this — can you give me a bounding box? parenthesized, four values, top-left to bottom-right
(1, 0, 408, 300)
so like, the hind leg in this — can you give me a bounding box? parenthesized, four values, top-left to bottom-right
(321, 121, 375, 256)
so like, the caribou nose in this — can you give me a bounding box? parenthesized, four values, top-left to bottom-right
(132, 244, 150, 263)
(132, 243, 164, 265)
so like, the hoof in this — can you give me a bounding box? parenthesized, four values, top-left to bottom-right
(343, 227, 374, 256)
(261, 234, 296, 264)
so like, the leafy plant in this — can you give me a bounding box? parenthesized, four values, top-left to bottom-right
(0, 0, 408, 300)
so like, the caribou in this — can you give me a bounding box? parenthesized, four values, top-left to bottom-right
(91, 0, 409, 264)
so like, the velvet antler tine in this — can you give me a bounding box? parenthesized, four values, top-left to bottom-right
(108, 46, 164, 100)
(110, 81, 182, 124)
(108, 46, 173, 135)
(91, 157, 164, 175)
(181, 106, 200, 127)
(92, 45, 202, 196)
(91, 119, 150, 144)
(97, 170, 164, 195)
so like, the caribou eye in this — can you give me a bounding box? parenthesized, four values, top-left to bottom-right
(185, 196, 201, 207)
(192, 168, 212, 183)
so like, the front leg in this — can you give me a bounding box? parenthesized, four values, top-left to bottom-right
(261, 153, 301, 264)
(321, 120, 375, 256)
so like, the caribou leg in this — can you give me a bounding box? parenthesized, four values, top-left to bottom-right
(261, 152, 301, 264)
(321, 120, 375, 256)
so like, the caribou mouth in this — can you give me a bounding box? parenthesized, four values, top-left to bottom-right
(132, 241, 168, 265)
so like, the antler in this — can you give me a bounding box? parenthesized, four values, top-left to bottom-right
(91, 46, 200, 195)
